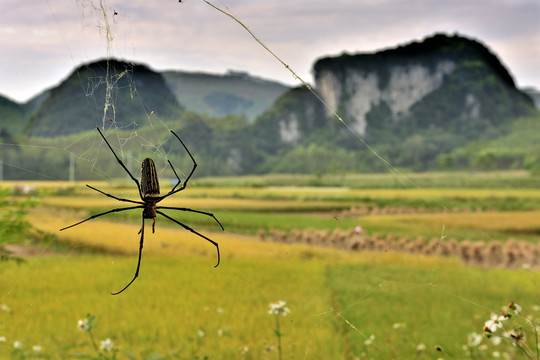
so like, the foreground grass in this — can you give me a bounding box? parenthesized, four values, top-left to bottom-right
(328, 259, 540, 358)
(0, 256, 342, 359)
(2, 250, 540, 359)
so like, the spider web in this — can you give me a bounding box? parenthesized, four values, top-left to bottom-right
(0, 1, 536, 359)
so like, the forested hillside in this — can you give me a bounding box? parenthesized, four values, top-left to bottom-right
(0, 34, 538, 179)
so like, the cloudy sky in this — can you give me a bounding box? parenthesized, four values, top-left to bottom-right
(1, 0, 539, 103)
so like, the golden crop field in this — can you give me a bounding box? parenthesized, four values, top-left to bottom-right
(2, 176, 540, 359)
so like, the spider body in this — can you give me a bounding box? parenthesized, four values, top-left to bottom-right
(141, 157, 160, 200)
(141, 158, 160, 222)
(61, 127, 223, 295)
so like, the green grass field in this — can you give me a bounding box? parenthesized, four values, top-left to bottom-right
(1, 173, 540, 359)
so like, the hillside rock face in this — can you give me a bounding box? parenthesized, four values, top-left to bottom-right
(250, 33, 537, 173)
(316, 60, 456, 134)
(312, 33, 534, 137)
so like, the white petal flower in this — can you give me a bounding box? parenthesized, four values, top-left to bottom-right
(32, 345, 42, 352)
(364, 334, 375, 345)
(100, 338, 114, 352)
(485, 314, 503, 333)
(268, 300, 290, 316)
(197, 329, 205, 337)
(508, 302, 522, 315)
(468, 332, 483, 347)
(490, 336, 502, 346)
(0, 336, 6, 343)
(416, 343, 426, 351)
(13, 340, 22, 349)
(77, 318, 90, 332)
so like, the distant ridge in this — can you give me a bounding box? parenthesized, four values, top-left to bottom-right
(25, 59, 180, 137)
(0, 33, 539, 179)
(162, 69, 290, 122)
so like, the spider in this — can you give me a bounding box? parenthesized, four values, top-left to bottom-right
(60, 127, 223, 295)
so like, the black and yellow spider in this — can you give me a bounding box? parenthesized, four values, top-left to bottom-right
(61, 127, 223, 295)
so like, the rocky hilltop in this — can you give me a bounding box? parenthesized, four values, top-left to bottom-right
(311, 33, 532, 137)
(253, 33, 537, 172)
(0, 33, 538, 178)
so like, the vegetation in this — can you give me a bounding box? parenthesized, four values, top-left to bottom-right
(1, 34, 539, 178)
(0, 187, 35, 263)
(1, 173, 540, 358)
(24, 59, 181, 137)
(163, 70, 289, 122)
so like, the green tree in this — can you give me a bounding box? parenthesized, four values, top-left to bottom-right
(0, 187, 35, 263)
(438, 154, 456, 169)
(474, 150, 497, 170)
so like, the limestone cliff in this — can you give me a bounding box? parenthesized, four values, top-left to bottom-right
(312, 33, 533, 136)
(316, 60, 456, 134)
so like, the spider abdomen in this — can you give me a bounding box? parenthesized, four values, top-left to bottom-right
(141, 158, 160, 199)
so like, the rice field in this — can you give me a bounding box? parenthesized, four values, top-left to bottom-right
(2, 173, 540, 359)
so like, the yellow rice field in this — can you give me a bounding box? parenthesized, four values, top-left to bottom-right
(2, 176, 540, 358)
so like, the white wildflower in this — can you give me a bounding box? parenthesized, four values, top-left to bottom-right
(13, 340, 22, 349)
(490, 336, 502, 345)
(240, 345, 249, 355)
(416, 343, 426, 351)
(268, 300, 290, 316)
(0, 336, 6, 343)
(0, 304, 11, 312)
(364, 334, 375, 346)
(77, 318, 90, 332)
(216, 307, 224, 314)
(468, 332, 483, 347)
(33, 345, 42, 352)
(484, 314, 504, 333)
(508, 302, 522, 315)
(197, 328, 205, 337)
(100, 338, 114, 352)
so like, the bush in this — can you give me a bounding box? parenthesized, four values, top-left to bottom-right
(0, 187, 36, 263)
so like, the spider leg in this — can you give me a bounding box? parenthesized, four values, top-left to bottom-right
(167, 160, 182, 194)
(59, 205, 143, 231)
(111, 212, 145, 295)
(156, 206, 224, 231)
(156, 210, 220, 267)
(96, 127, 144, 200)
(158, 130, 197, 201)
(86, 185, 143, 205)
